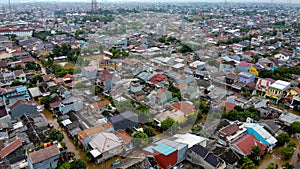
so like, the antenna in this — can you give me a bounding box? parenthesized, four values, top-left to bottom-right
(8, 0, 11, 14)
(91, 0, 97, 13)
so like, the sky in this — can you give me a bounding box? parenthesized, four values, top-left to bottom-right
(1, 0, 298, 4)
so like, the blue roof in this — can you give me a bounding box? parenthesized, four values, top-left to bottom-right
(16, 86, 27, 92)
(153, 144, 176, 156)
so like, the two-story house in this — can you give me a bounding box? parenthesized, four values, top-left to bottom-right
(265, 80, 291, 104)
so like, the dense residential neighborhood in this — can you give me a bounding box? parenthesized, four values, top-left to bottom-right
(1, 1, 300, 169)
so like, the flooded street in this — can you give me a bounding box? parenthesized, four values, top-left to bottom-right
(42, 109, 122, 169)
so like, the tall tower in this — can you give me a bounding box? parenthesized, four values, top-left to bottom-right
(8, 0, 11, 14)
(91, 0, 97, 13)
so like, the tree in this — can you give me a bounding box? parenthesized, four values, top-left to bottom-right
(74, 82, 86, 89)
(266, 163, 276, 169)
(132, 131, 149, 148)
(179, 43, 193, 53)
(279, 146, 294, 160)
(168, 82, 181, 99)
(161, 118, 175, 131)
(59, 162, 71, 169)
(11, 80, 23, 86)
(41, 96, 56, 109)
(276, 133, 290, 146)
(290, 121, 300, 134)
(70, 159, 86, 169)
(252, 146, 261, 155)
(282, 163, 295, 169)
(143, 126, 157, 137)
(46, 129, 64, 142)
(239, 157, 256, 169)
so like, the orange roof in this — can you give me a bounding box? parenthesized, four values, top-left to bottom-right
(64, 74, 73, 78)
(172, 101, 195, 115)
(0, 138, 22, 158)
(219, 101, 235, 113)
(90, 100, 110, 109)
(116, 130, 132, 144)
(78, 122, 113, 139)
(177, 84, 187, 90)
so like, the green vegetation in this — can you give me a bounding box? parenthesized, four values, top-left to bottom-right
(59, 159, 86, 169)
(33, 31, 52, 40)
(51, 43, 79, 62)
(109, 48, 129, 58)
(25, 62, 41, 71)
(161, 118, 175, 131)
(282, 163, 295, 169)
(279, 141, 296, 160)
(168, 82, 181, 100)
(74, 30, 85, 40)
(238, 157, 256, 169)
(46, 129, 64, 142)
(276, 133, 290, 146)
(41, 96, 56, 109)
(43, 59, 74, 77)
(251, 146, 261, 155)
(143, 126, 157, 137)
(259, 65, 300, 81)
(266, 163, 276, 169)
(74, 82, 86, 89)
(132, 131, 149, 148)
(178, 43, 193, 53)
(222, 106, 260, 122)
(290, 121, 300, 134)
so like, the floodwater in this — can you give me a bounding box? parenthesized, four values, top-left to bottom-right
(42, 109, 122, 169)
(258, 103, 300, 169)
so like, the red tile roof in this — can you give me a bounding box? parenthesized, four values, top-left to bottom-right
(50, 101, 62, 108)
(219, 124, 239, 137)
(233, 134, 267, 156)
(177, 84, 187, 90)
(150, 74, 166, 85)
(116, 130, 132, 144)
(219, 101, 235, 113)
(64, 74, 73, 78)
(0, 138, 22, 159)
(78, 122, 113, 139)
(90, 100, 110, 109)
(239, 61, 253, 67)
(42, 74, 55, 82)
(172, 101, 195, 115)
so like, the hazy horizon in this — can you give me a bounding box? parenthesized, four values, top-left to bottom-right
(0, 0, 298, 4)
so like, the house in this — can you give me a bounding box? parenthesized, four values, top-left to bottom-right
(171, 101, 195, 116)
(218, 123, 247, 145)
(9, 100, 37, 119)
(186, 144, 226, 169)
(13, 70, 26, 83)
(256, 78, 275, 95)
(77, 122, 114, 149)
(225, 73, 236, 85)
(81, 66, 98, 79)
(244, 123, 277, 150)
(232, 134, 267, 156)
(154, 109, 186, 126)
(88, 132, 124, 164)
(265, 80, 291, 103)
(28, 145, 61, 169)
(219, 101, 235, 113)
(116, 130, 133, 149)
(58, 95, 84, 115)
(28, 87, 43, 100)
(109, 111, 139, 131)
(274, 53, 289, 62)
(143, 144, 178, 169)
(279, 113, 300, 126)
(156, 89, 173, 105)
(149, 74, 167, 87)
(238, 72, 256, 84)
(283, 87, 300, 106)
(42, 74, 55, 82)
(0, 138, 25, 165)
(173, 133, 208, 148)
(88, 100, 110, 113)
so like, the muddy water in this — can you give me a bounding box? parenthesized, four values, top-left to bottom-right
(258, 104, 300, 169)
(42, 109, 122, 169)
